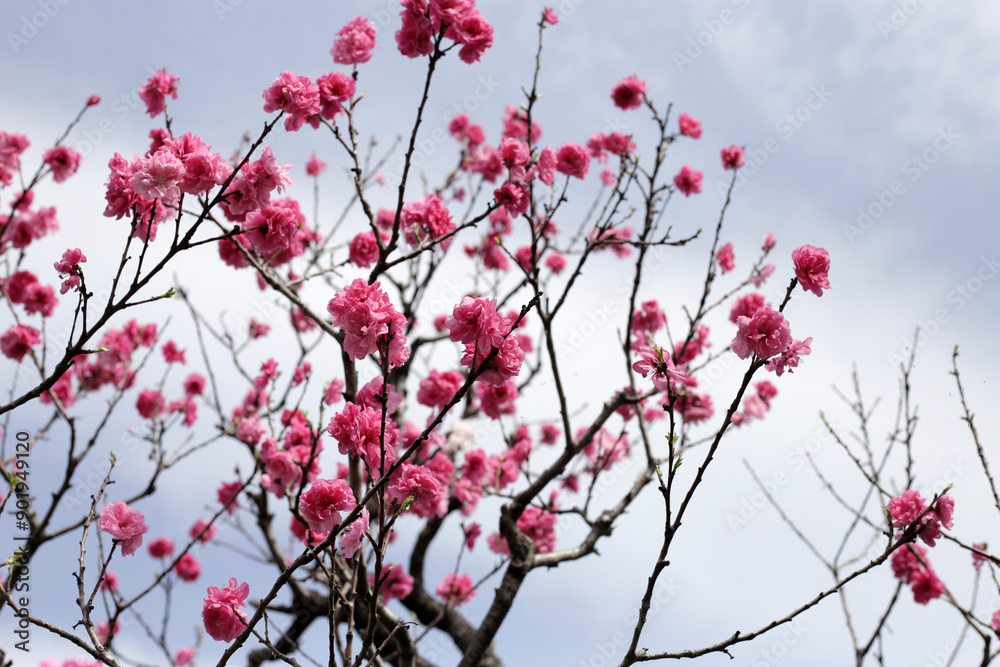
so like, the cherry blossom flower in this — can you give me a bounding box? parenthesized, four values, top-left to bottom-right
(1, 324, 40, 362)
(678, 113, 702, 138)
(338, 506, 370, 558)
(332, 16, 378, 65)
(611, 75, 646, 110)
(673, 165, 703, 196)
(372, 563, 414, 601)
(731, 307, 791, 360)
(721, 145, 745, 170)
(435, 572, 475, 606)
(138, 69, 180, 117)
(202, 578, 249, 642)
(148, 537, 174, 559)
(262, 71, 321, 132)
(42, 145, 82, 182)
(300, 478, 356, 533)
(792, 245, 831, 296)
(327, 279, 409, 368)
(97, 501, 149, 556)
(554, 142, 590, 179)
(716, 242, 735, 273)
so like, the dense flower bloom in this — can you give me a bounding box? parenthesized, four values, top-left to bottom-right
(333, 15, 378, 65)
(675, 392, 714, 424)
(327, 279, 409, 368)
(418, 369, 465, 408)
(396, 0, 435, 58)
(716, 242, 735, 273)
(1, 324, 40, 362)
(435, 572, 475, 606)
(791, 245, 831, 296)
(721, 145, 745, 170)
(43, 145, 82, 182)
(678, 113, 702, 138)
(202, 578, 249, 642)
(262, 71, 321, 132)
(673, 165, 703, 196)
(910, 567, 946, 604)
(242, 203, 301, 259)
(131, 150, 185, 202)
(98, 501, 148, 556)
(729, 293, 767, 324)
(219, 146, 293, 223)
(401, 193, 455, 250)
(300, 478, 356, 533)
(139, 69, 180, 117)
(731, 307, 791, 360)
(611, 75, 646, 110)
(388, 463, 446, 518)
(554, 142, 590, 179)
(446, 9, 494, 63)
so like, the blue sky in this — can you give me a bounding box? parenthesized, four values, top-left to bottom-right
(2, 1, 1000, 665)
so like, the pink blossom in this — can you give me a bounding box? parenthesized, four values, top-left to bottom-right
(583, 427, 629, 471)
(396, 0, 435, 58)
(324, 378, 345, 405)
(493, 181, 530, 216)
(101, 572, 118, 592)
(731, 307, 791, 360)
(21, 281, 57, 317)
(300, 478, 356, 533)
(183, 373, 205, 397)
(435, 572, 475, 606)
(97, 501, 149, 556)
(401, 193, 455, 249)
(588, 225, 632, 257)
(446, 10, 494, 64)
(175, 648, 195, 666)
(190, 518, 217, 543)
(131, 150, 185, 202)
(220, 146, 292, 223)
(87, 94, 101, 106)
(792, 245, 831, 296)
(543, 7, 559, 24)
(678, 113, 702, 139)
(53, 247, 86, 294)
(388, 463, 446, 518)
(611, 75, 646, 111)
(555, 142, 590, 179)
(910, 567, 946, 604)
(763, 232, 777, 251)
(462, 334, 524, 386)
(327, 279, 409, 367)
(138, 69, 180, 117)
(372, 563, 414, 601)
(1, 324, 40, 362)
(136, 388, 166, 419)
(715, 242, 735, 274)
(536, 146, 556, 185)
(148, 537, 174, 559)
(476, 379, 519, 419)
(161, 340, 185, 364)
(43, 145, 82, 182)
(39, 374, 76, 408)
(305, 154, 327, 177)
(418, 369, 465, 408)
(0, 132, 30, 186)
(632, 345, 686, 392)
(972, 543, 988, 571)
(750, 263, 775, 288)
(763, 337, 812, 376)
(446, 296, 504, 349)
(673, 165, 703, 196)
(545, 251, 566, 273)
(675, 392, 714, 424)
(249, 318, 270, 339)
(202, 578, 249, 642)
(262, 71, 321, 132)
(332, 16, 378, 65)
(721, 145, 745, 170)
(338, 506, 370, 558)
(729, 293, 767, 324)
(217, 480, 242, 514)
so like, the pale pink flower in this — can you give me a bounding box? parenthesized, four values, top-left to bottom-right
(436, 572, 475, 606)
(791, 245, 831, 296)
(54, 247, 86, 294)
(202, 578, 249, 642)
(43, 145, 82, 182)
(131, 150, 185, 202)
(764, 337, 812, 376)
(763, 232, 777, 251)
(175, 648, 195, 666)
(98, 501, 149, 556)
(338, 506, 370, 558)
(600, 168, 616, 186)
(139, 69, 180, 117)
(675, 392, 714, 424)
(731, 307, 791, 360)
(543, 7, 558, 24)
(333, 16, 378, 65)
(721, 145, 745, 170)
(673, 165, 703, 196)
(611, 75, 646, 111)
(750, 263, 775, 288)
(678, 113, 702, 139)
(0, 132, 30, 186)
(306, 154, 327, 176)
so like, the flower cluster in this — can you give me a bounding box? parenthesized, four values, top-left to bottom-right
(327, 279, 410, 368)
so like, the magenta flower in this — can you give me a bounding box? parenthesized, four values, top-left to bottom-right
(401, 193, 455, 250)
(131, 150, 185, 202)
(763, 337, 812, 376)
(327, 279, 409, 368)
(372, 563, 414, 601)
(632, 345, 686, 392)
(388, 463, 446, 519)
(299, 478, 356, 534)
(305, 154, 327, 176)
(611, 75, 646, 111)
(148, 537, 174, 559)
(97, 501, 149, 556)
(332, 15, 378, 65)
(42, 145, 82, 183)
(435, 572, 475, 606)
(138, 69, 180, 117)
(716, 242, 735, 274)
(555, 142, 591, 179)
(721, 145, 745, 170)
(202, 578, 249, 642)
(731, 307, 791, 360)
(53, 247, 86, 294)
(543, 7, 558, 24)
(338, 506, 370, 559)
(1, 324, 40, 362)
(678, 113, 702, 139)
(791, 244, 831, 297)
(262, 71, 321, 132)
(673, 165, 703, 196)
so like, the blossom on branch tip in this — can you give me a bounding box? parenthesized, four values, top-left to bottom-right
(139, 69, 179, 117)
(791, 244, 831, 296)
(332, 16, 378, 65)
(97, 501, 149, 556)
(673, 165, 703, 196)
(202, 578, 249, 642)
(731, 307, 791, 361)
(611, 75, 646, 111)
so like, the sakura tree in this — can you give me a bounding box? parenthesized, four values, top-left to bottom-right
(1, 3, 996, 667)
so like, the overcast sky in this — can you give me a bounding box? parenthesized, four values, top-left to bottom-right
(3, 1, 1000, 665)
